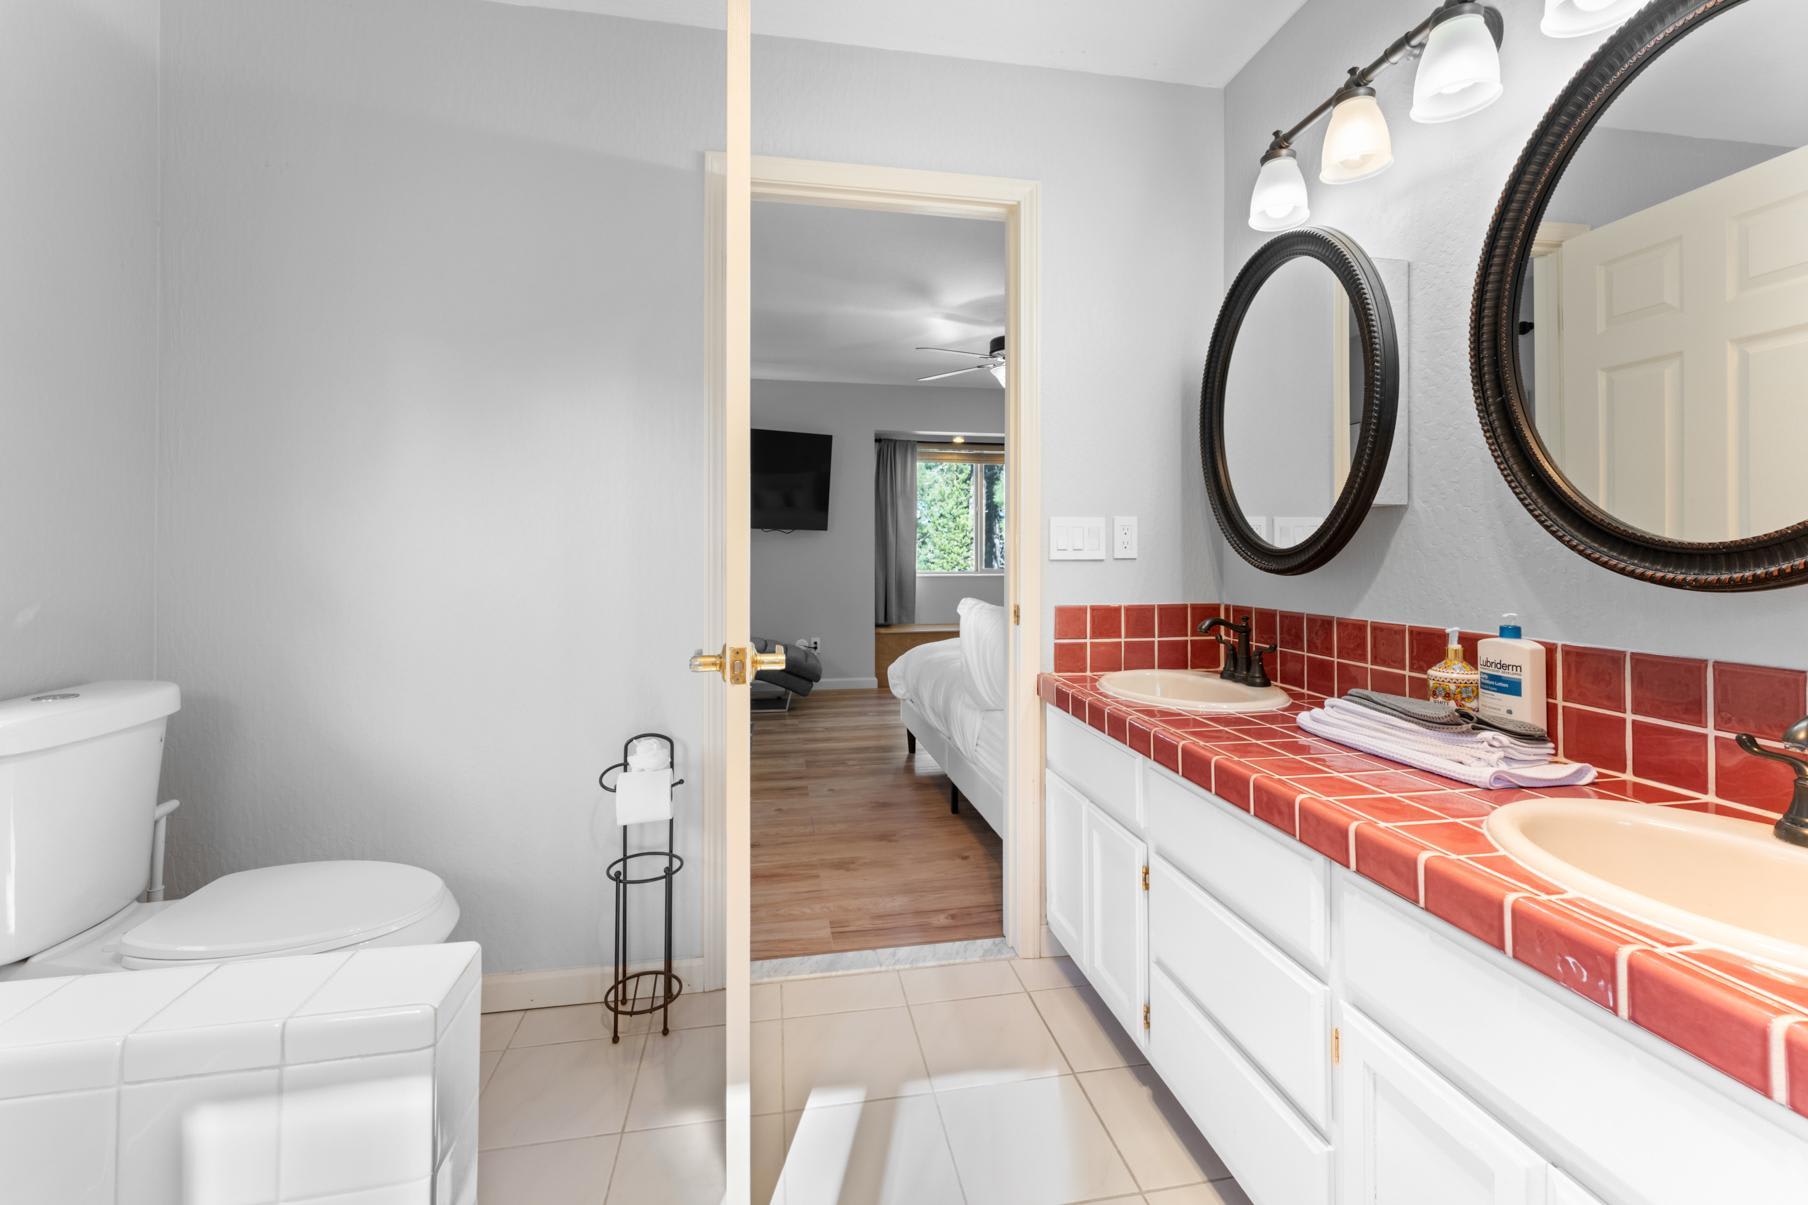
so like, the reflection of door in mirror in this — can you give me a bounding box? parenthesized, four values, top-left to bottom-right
(1551, 147, 1808, 539)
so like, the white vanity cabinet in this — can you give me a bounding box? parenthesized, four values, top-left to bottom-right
(1041, 706, 1808, 1205)
(1336, 1006, 1546, 1205)
(1079, 801, 1148, 1041)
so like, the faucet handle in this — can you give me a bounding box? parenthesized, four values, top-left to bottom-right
(1736, 729, 1808, 849)
(1735, 732, 1808, 778)
(1247, 643, 1277, 689)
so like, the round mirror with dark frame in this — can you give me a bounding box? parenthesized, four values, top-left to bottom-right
(1473, 0, 1808, 591)
(1202, 227, 1399, 575)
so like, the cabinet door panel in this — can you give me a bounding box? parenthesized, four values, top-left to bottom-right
(1081, 801, 1147, 1045)
(1547, 1170, 1607, 1205)
(1044, 771, 1086, 960)
(1338, 1007, 1546, 1205)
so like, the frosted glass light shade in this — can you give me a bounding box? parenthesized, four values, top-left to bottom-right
(1412, 10, 1504, 123)
(1248, 150, 1310, 231)
(989, 363, 1006, 388)
(1540, 0, 1642, 37)
(1320, 91, 1393, 184)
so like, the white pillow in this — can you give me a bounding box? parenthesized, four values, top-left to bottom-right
(957, 597, 1009, 710)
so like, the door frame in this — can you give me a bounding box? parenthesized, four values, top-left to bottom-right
(701, 154, 1047, 986)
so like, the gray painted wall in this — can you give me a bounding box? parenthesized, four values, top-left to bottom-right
(750, 380, 1003, 683)
(755, 37, 1225, 622)
(1205, 0, 1808, 668)
(0, 0, 160, 700)
(152, 4, 1223, 973)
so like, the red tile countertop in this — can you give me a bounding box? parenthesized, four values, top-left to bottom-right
(1039, 670, 1808, 1118)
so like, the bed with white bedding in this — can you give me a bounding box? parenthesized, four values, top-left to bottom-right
(886, 598, 1008, 838)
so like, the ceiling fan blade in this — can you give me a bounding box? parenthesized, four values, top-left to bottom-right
(917, 364, 991, 382)
(914, 347, 992, 358)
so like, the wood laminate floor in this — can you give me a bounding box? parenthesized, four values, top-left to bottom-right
(751, 688, 1004, 961)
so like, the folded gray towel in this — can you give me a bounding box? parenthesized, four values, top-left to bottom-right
(1346, 689, 1548, 745)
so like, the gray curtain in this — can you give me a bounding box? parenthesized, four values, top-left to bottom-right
(874, 439, 917, 625)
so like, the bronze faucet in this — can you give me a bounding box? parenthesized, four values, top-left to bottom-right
(1734, 714, 1808, 848)
(1197, 616, 1276, 689)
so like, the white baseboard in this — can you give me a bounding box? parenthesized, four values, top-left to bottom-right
(482, 958, 708, 1013)
(815, 677, 879, 691)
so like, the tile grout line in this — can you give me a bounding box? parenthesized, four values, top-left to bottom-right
(902, 987, 973, 1205)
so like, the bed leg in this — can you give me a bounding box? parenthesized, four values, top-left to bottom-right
(907, 730, 916, 756)
(950, 783, 960, 815)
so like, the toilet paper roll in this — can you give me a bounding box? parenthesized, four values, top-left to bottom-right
(614, 766, 674, 826)
(627, 736, 671, 771)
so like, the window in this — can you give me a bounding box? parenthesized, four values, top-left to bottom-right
(916, 445, 1005, 573)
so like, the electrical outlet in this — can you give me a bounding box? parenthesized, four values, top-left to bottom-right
(1112, 516, 1138, 559)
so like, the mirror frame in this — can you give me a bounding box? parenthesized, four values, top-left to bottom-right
(1472, 0, 1808, 591)
(1201, 227, 1399, 575)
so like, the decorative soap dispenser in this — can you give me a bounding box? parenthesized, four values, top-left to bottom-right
(1427, 626, 1480, 708)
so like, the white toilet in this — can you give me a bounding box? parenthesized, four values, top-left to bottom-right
(0, 681, 460, 979)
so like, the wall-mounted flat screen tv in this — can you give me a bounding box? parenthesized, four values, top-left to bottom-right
(751, 428, 833, 530)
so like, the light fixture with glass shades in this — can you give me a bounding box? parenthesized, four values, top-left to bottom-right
(1244, 0, 1505, 229)
(1248, 145, 1311, 231)
(1319, 85, 1394, 183)
(1539, 0, 1644, 38)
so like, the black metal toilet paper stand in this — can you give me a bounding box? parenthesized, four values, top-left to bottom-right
(597, 732, 684, 1043)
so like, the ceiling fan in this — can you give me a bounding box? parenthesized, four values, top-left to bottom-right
(917, 335, 1007, 386)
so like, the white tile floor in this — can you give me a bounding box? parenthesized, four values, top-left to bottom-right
(475, 957, 1254, 1205)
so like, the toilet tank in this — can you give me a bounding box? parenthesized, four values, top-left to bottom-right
(0, 682, 181, 965)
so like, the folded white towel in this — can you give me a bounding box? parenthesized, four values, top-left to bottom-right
(1299, 708, 1595, 790)
(1319, 699, 1554, 766)
(615, 766, 674, 826)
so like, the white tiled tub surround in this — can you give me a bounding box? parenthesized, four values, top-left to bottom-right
(0, 942, 481, 1205)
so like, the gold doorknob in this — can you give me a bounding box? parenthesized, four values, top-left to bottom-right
(691, 644, 785, 685)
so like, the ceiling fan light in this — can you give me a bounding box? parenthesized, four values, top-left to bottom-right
(1540, 0, 1641, 38)
(989, 363, 1007, 388)
(1319, 87, 1393, 184)
(1411, 7, 1504, 123)
(1249, 146, 1311, 232)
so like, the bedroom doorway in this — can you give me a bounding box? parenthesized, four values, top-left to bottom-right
(747, 198, 1013, 963)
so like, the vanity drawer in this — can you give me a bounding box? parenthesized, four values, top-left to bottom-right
(1149, 963, 1332, 1205)
(1145, 765, 1329, 972)
(1150, 856, 1330, 1132)
(1046, 707, 1139, 832)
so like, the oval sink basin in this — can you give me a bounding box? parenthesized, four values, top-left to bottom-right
(1098, 669, 1289, 714)
(1485, 799, 1808, 972)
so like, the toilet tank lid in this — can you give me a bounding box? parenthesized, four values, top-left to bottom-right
(0, 681, 181, 757)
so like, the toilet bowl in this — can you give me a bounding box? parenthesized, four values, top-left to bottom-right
(0, 682, 460, 979)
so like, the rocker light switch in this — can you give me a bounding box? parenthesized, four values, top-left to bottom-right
(1049, 517, 1107, 561)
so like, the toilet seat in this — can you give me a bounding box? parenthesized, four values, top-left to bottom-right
(118, 861, 458, 968)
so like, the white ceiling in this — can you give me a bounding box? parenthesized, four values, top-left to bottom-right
(486, 0, 1308, 88)
(752, 201, 1005, 387)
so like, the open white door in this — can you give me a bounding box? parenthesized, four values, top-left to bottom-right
(1554, 145, 1808, 540)
(692, 1, 753, 1200)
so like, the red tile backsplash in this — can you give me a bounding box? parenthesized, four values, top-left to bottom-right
(1089, 605, 1122, 640)
(1713, 662, 1808, 737)
(1124, 604, 1156, 639)
(1562, 645, 1627, 711)
(1306, 614, 1335, 658)
(1370, 622, 1407, 671)
(1407, 626, 1447, 676)
(1279, 611, 1305, 651)
(1335, 618, 1369, 663)
(1157, 604, 1190, 639)
(1561, 706, 1628, 774)
(1629, 654, 1707, 727)
(1630, 721, 1709, 795)
(1714, 735, 1796, 815)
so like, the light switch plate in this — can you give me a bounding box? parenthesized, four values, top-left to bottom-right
(1112, 516, 1138, 559)
(1049, 517, 1107, 561)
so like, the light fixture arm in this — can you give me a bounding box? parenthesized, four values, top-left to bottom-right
(1264, 1, 1503, 156)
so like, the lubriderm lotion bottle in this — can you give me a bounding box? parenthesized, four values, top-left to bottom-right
(1477, 613, 1547, 724)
